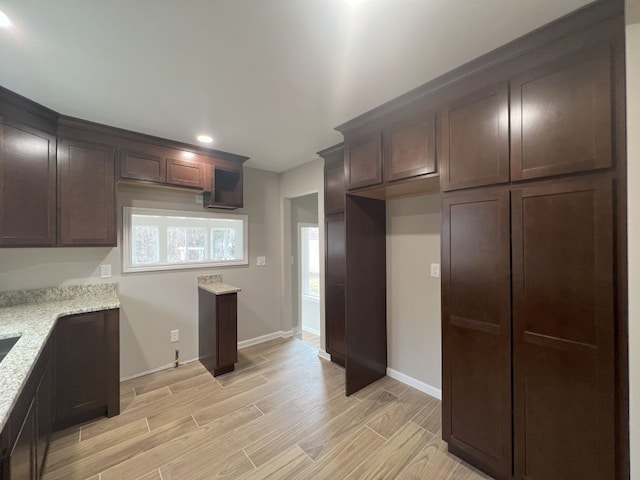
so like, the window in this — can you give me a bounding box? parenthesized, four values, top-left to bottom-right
(300, 226, 320, 298)
(123, 207, 248, 272)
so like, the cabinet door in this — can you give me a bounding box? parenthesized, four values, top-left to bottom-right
(439, 83, 509, 191)
(58, 138, 116, 246)
(325, 214, 345, 362)
(119, 149, 166, 182)
(511, 47, 612, 181)
(0, 120, 56, 246)
(325, 215, 345, 285)
(166, 157, 205, 188)
(324, 162, 345, 215)
(383, 113, 436, 182)
(10, 398, 36, 480)
(511, 176, 614, 480)
(55, 312, 107, 428)
(344, 134, 382, 190)
(216, 293, 238, 369)
(442, 188, 512, 479)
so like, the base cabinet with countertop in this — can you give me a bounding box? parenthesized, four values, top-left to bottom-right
(198, 280, 240, 377)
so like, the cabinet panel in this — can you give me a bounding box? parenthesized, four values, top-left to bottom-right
(345, 135, 382, 190)
(0, 121, 56, 246)
(511, 47, 612, 180)
(440, 83, 509, 191)
(58, 138, 116, 246)
(216, 294, 238, 370)
(119, 149, 166, 182)
(326, 216, 345, 285)
(442, 189, 511, 479)
(203, 164, 243, 209)
(166, 157, 205, 188)
(324, 163, 345, 215)
(325, 282, 345, 361)
(383, 113, 436, 182)
(35, 364, 53, 476)
(55, 312, 107, 428)
(511, 176, 614, 480)
(10, 399, 36, 480)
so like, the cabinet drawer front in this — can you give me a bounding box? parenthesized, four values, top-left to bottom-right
(345, 135, 382, 190)
(440, 83, 510, 191)
(511, 47, 613, 180)
(120, 150, 166, 182)
(384, 113, 436, 182)
(167, 158, 205, 188)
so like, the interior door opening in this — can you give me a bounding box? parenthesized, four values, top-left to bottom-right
(298, 223, 320, 348)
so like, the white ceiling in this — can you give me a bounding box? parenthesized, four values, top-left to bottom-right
(0, 0, 594, 172)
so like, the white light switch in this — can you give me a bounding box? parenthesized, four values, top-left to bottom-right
(430, 263, 440, 278)
(100, 264, 112, 279)
(257, 256, 266, 267)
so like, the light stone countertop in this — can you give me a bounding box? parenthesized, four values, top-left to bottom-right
(0, 284, 120, 432)
(197, 274, 241, 295)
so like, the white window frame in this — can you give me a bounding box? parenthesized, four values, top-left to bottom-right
(123, 206, 248, 273)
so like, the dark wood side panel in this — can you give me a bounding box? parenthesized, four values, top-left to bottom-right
(442, 188, 512, 479)
(383, 112, 436, 183)
(55, 312, 107, 429)
(58, 138, 116, 246)
(119, 148, 166, 182)
(105, 309, 120, 418)
(511, 176, 615, 480)
(345, 134, 382, 190)
(198, 289, 217, 375)
(325, 163, 345, 215)
(216, 293, 238, 372)
(10, 398, 36, 480)
(326, 216, 345, 285)
(325, 213, 346, 362)
(344, 195, 386, 395)
(0, 120, 56, 246)
(511, 46, 613, 181)
(166, 157, 205, 188)
(439, 83, 510, 191)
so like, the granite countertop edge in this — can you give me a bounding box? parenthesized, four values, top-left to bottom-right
(198, 282, 242, 295)
(0, 292, 120, 432)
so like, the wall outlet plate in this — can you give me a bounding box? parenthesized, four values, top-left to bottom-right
(100, 264, 112, 279)
(430, 263, 440, 278)
(257, 256, 266, 266)
(170, 329, 179, 343)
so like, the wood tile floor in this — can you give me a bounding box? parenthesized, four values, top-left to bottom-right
(296, 331, 320, 349)
(44, 337, 491, 480)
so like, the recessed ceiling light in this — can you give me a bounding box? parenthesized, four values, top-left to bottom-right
(0, 10, 12, 28)
(197, 134, 213, 144)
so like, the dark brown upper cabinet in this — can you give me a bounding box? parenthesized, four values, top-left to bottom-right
(439, 83, 510, 191)
(511, 47, 612, 181)
(58, 137, 116, 246)
(442, 188, 512, 480)
(203, 162, 243, 209)
(119, 148, 166, 183)
(0, 118, 57, 247)
(511, 176, 615, 480)
(320, 144, 345, 215)
(166, 156, 205, 189)
(383, 112, 436, 183)
(344, 134, 382, 190)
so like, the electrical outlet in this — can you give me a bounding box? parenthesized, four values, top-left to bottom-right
(430, 263, 440, 278)
(100, 264, 112, 279)
(257, 256, 266, 267)
(170, 329, 179, 343)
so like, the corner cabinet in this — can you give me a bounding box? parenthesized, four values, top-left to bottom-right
(57, 137, 116, 246)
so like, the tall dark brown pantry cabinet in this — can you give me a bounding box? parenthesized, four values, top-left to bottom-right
(441, 5, 625, 480)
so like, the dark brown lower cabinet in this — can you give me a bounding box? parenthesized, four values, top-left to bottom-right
(442, 188, 512, 480)
(511, 176, 615, 480)
(54, 309, 120, 430)
(199, 289, 238, 376)
(442, 176, 617, 480)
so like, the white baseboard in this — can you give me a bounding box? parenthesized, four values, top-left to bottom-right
(237, 330, 294, 350)
(120, 357, 199, 382)
(386, 367, 442, 400)
(301, 325, 321, 336)
(317, 349, 331, 361)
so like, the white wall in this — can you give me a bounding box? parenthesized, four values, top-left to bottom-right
(386, 194, 442, 395)
(279, 159, 325, 347)
(626, 9, 640, 479)
(0, 167, 282, 379)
